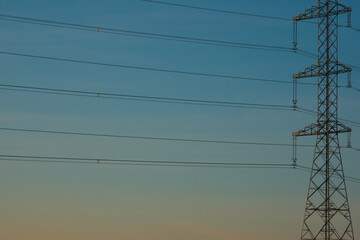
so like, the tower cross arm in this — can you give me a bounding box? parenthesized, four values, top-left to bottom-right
(336, 122, 352, 134)
(293, 62, 351, 79)
(293, 121, 351, 137)
(293, 2, 351, 21)
(293, 63, 320, 79)
(293, 122, 319, 137)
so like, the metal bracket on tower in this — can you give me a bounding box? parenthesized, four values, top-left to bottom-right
(293, 2, 351, 21)
(293, 62, 352, 79)
(293, 121, 351, 137)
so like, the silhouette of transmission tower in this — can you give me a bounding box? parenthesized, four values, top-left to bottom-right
(292, 1, 355, 240)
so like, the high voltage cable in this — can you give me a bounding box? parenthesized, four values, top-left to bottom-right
(0, 14, 292, 52)
(1, 84, 358, 125)
(0, 154, 292, 168)
(297, 107, 360, 128)
(295, 49, 317, 59)
(0, 52, 358, 123)
(2, 51, 357, 91)
(0, 158, 294, 169)
(0, 8, 357, 186)
(0, 87, 357, 128)
(0, 51, 317, 86)
(0, 86, 293, 111)
(297, 49, 360, 73)
(339, 86, 360, 92)
(0, 14, 357, 55)
(0, 155, 359, 183)
(295, 165, 360, 184)
(0, 83, 293, 110)
(1, 126, 358, 151)
(338, 24, 360, 32)
(295, 168, 360, 185)
(142, 0, 359, 32)
(2, 127, 358, 151)
(0, 17, 288, 52)
(347, 64, 360, 72)
(0, 87, 292, 111)
(2, 86, 358, 129)
(0, 126, 313, 147)
(142, 0, 292, 22)
(1, 5, 357, 35)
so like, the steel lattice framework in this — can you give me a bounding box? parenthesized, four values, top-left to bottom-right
(292, 1, 354, 240)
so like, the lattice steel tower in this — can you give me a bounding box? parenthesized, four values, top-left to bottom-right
(292, 1, 354, 240)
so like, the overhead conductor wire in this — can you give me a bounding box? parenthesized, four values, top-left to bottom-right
(0, 155, 359, 183)
(0, 14, 292, 52)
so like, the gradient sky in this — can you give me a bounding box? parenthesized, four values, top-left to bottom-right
(0, 0, 359, 239)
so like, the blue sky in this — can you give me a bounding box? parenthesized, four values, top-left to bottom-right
(0, 0, 359, 239)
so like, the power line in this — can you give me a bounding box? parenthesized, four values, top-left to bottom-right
(0, 83, 358, 128)
(339, 85, 360, 92)
(0, 158, 296, 169)
(0, 50, 316, 86)
(1, 126, 358, 151)
(1, 155, 359, 183)
(0, 52, 358, 124)
(339, 24, 360, 32)
(0, 17, 288, 52)
(346, 63, 360, 72)
(0, 126, 314, 147)
(1, 51, 358, 120)
(0, 83, 294, 110)
(297, 49, 360, 73)
(297, 107, 360, 128)
(0, 86, 294, 111)
(0, 86, 293, 111)
(295, 165, 360, 184)
(2, 51, 357, 91)
(1, 84, 358, 128)
(0, 154, 292, 168)
(294, 166, 360, 184)
(2, 126, 358, 151)
(0, 14, 292, 52)
(1, 4, 357, 36)
(142, 0, 292, 22)
(142, 0, 359, 32)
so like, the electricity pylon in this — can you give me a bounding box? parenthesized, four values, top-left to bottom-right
(292, 1, 355, 240)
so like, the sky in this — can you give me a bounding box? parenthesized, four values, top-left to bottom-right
(0, 0, 359, 239)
